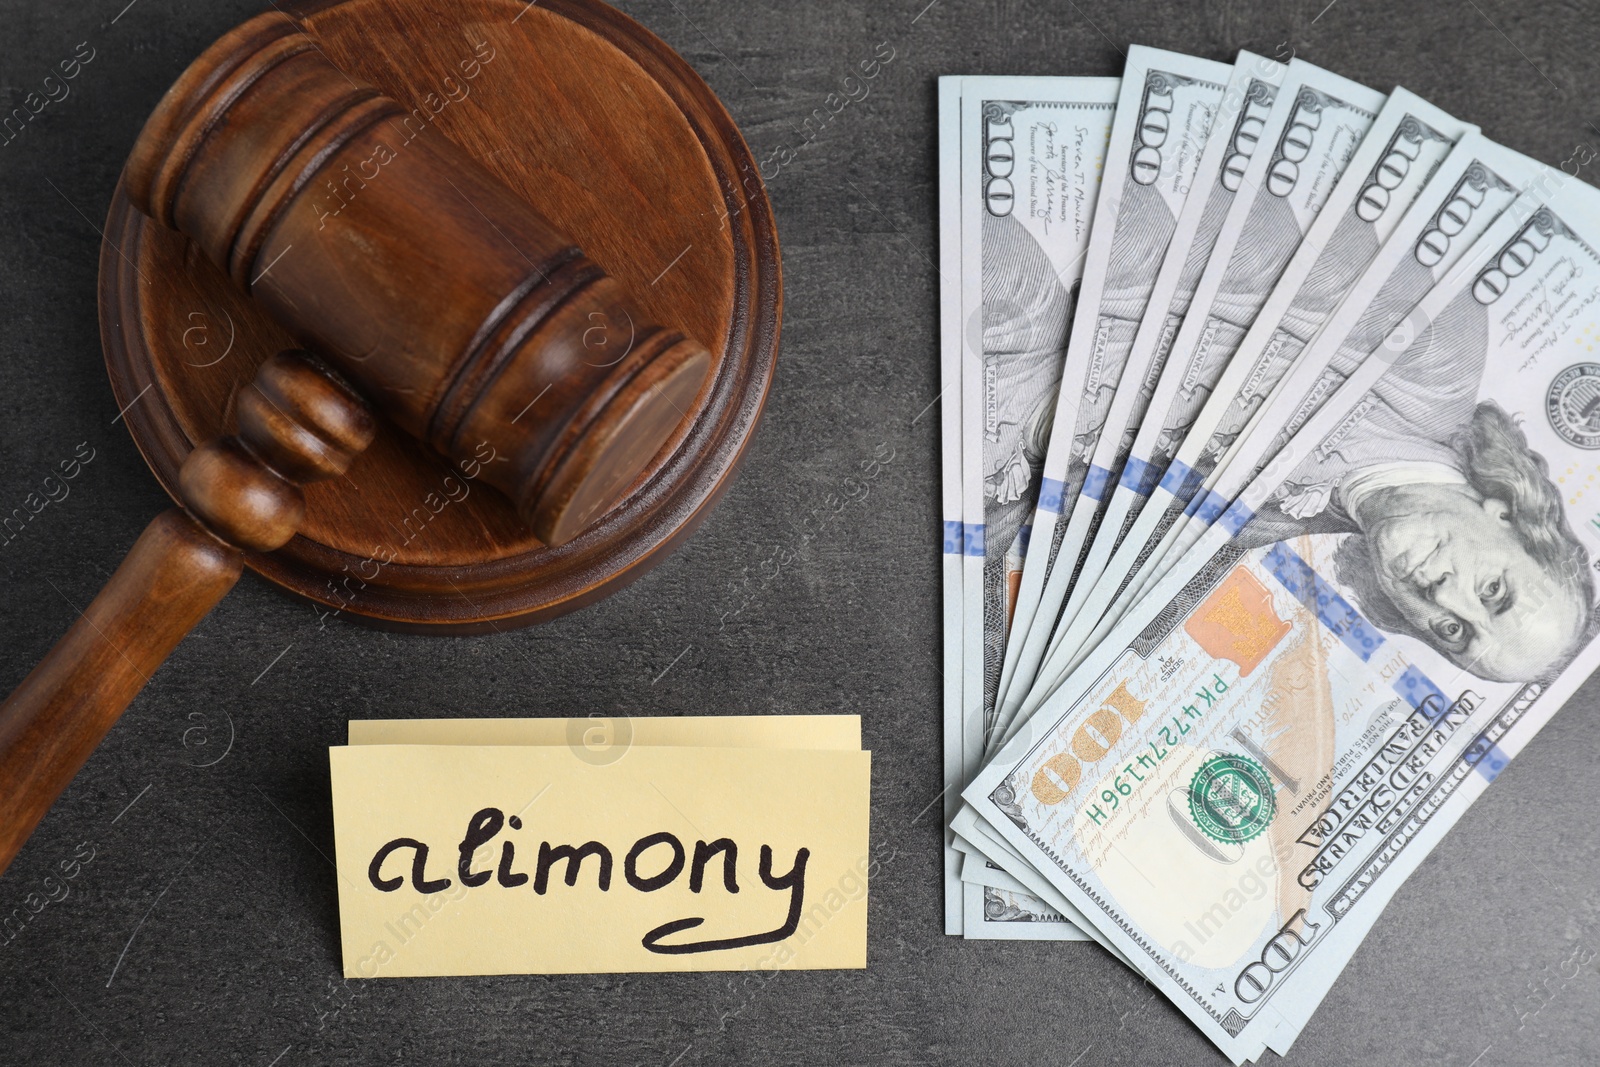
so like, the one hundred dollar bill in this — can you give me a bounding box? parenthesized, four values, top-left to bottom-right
(937, 76, 965, 935)
(1017, 61, 1387, 712)
(1041, 88, 1469, 693)
(1066, 134, 1557, 671)
(992, 47, 1234, 741)
(958, 76, 1118, 938)
(965, 174, 1600, 1060)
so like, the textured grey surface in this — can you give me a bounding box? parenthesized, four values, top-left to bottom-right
(2, 1, 1600, 1064)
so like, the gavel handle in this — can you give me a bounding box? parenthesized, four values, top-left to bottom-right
(0, 512, 242, 871)
(0, 351, 374, 878)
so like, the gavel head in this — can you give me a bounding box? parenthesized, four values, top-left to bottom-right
(122, 12, 710, 546)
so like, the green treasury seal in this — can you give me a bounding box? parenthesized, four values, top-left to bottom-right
(1188, 754, 1275, 844)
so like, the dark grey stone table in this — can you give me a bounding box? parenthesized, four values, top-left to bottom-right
(3, 1, 1598, 1063)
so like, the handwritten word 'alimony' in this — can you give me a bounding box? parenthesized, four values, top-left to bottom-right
(367, 806, 811, 955)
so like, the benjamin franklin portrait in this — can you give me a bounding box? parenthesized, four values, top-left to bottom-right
(1234, 288, 1596, 683)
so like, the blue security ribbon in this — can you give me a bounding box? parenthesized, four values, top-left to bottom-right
(1119, 457, 1160, 496)
(1082, 466, 1114, 502)
(1393, 664, 1447, 717)
(1465, 741, 1511, 783)
(1037, 477, 1065, 515)
(1262, 543, 1386, 663)
(1187, 488, 1229, 524)
(1159, 458, 1203, 501)
(964, 523, 986, 556)
(942, 520, 963, 555)
(1219, 500, 1255, 536)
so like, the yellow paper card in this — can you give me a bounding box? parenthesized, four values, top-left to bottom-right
(348, 715, 861, 750)
(330, 745, 871, 976)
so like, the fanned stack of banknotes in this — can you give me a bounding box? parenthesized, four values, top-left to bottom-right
(939, 46, 1600, 1062)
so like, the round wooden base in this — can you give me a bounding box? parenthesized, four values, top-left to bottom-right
(98, 0, 780, 632)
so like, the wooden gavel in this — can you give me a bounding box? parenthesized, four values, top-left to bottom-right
(0, 13, 723, 876)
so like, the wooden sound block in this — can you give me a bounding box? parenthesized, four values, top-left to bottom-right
(99, 0, 780, 632)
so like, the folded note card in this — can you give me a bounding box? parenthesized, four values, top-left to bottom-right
(331, 718, 870, 977)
